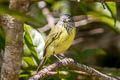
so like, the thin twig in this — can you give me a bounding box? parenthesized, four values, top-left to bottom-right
(69, 70, 90, 76)
(75, 15, 97, 27)
(29, 58, 118, 80)
(38, 6, 54, 32)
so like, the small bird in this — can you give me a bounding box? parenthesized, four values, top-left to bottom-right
(37, 14, 76, 72)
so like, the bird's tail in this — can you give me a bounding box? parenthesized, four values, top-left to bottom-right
(36, 56, 48, 72)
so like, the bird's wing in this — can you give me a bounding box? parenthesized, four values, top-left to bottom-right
(43, 27, 62, 56)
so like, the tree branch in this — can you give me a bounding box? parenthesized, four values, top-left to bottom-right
(0, 0, 29, 80)
(29, 58, 118, 80)
(39, 7, 55, 32)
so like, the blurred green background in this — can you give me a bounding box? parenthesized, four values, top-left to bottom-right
(0, 0, 120, 80)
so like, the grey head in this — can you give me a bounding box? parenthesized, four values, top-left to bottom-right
(60, 14, 73, 23)
(57, 14, 75, 32)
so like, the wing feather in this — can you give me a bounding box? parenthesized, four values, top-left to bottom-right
(43, 26, 62, 56)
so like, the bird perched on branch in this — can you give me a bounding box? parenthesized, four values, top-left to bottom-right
(37, 14, 76, 72)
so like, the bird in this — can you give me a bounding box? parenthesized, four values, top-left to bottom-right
(37, 14, 76, 72)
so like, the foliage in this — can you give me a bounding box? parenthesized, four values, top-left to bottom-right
(20, 24, 45, 78)
(87, 2, 120, 33)
(0, 27, 5, 49)
(0, 1, 120, 80)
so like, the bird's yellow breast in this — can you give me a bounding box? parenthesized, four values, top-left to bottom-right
(45, 26, 76, 57)
(54, 27, 76, 54)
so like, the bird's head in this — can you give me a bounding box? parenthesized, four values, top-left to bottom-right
(59, 14, 73, 23)
(57, 14, 75, 32)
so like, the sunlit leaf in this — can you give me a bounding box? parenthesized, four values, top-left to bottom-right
(88, 2, 119, 33)
(20, 70, 32, 78)
(105, 2, 117, 25)
(24, 24, 45, 64)
(88, 12, 120, 33)
(88, 2, 117, 20)
(88, 2, 112, 17)
(23, 57, 37, 67)
(24, 44, 32, 57)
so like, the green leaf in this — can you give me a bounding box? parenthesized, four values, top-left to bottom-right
(23, 57, 37, 67)
(24, 44, 32, 56)
(0, 27, 5, 49)
(20, 70, 32, 78)
(105, 2, 117, 25)
(88, 12, 120, 33)
(88, 2, 112, 17)
(88, 2, 116, 19)
(88, 2, 120, 33)
(24, 24, 45, 64)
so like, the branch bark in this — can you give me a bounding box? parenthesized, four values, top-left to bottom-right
(0, 0, 29, 80)
(29, 58, 118, 80)
(0, 15, 24, 80)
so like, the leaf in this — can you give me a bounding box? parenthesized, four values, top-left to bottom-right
(88, 2, 112, 17)
(24, 24, 45, 64)
(87, 2, 120, 33)
(20, 70, 32, 78)
(105, 2, 117, 26)
(23, 57, 37, 67)
(88, 2, 117, 19)
(0, 27, 5, 49)
(88, 12, 120, 33)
